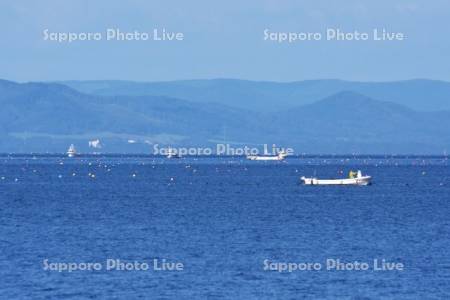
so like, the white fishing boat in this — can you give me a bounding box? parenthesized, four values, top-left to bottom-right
(301, 170, 371, 186)
(67, 144, 77, 157)
(247, 150, 287, 161)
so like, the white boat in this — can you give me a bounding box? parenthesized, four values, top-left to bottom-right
(301, 170, 371, 186)
(67, 144, 77, 157)
(247, 150, 288, 161)
(166, 147, 181, 159)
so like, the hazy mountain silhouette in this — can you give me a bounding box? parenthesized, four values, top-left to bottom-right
(61, 78, 450, 112)
(273, 91, 450, 153)
(1, 80, 449, 154)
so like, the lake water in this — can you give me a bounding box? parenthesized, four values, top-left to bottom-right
(1, 155, 449, 299)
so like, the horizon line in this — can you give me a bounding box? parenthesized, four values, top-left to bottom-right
(2, 77, 450, 85)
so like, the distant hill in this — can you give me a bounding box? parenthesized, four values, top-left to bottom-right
(1, 79, 450, 154)
(272, 91, 450, 153)
(0, 80, 261, 153)
(61, 78, 450, 112)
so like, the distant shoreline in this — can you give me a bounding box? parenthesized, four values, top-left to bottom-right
(0, 153, 448, 159)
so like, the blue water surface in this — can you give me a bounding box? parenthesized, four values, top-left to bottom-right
(0, 155, 449, 299)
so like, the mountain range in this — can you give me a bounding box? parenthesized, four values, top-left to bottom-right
(1, 78, 449, 154)
(62, 78, 450, 112)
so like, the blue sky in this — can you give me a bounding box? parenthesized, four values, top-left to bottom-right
(1, 0, 449, 82)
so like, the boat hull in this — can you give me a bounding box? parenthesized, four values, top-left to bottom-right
(247, 156, 284, 161)
(301, 176, 371, 186)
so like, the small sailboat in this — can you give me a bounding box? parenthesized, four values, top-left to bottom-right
(301, 170, 371, 186)
(67, 144, 77, 157)
(247, 150, 288, 161)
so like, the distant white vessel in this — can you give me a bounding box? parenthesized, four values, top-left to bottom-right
(247, 150, 288, 161)
(67, 144, 77, 157)
(166, 147, 181, 159)
(301, 170, 371, 186)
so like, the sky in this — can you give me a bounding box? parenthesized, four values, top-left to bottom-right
(1, 0, 449, 82)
